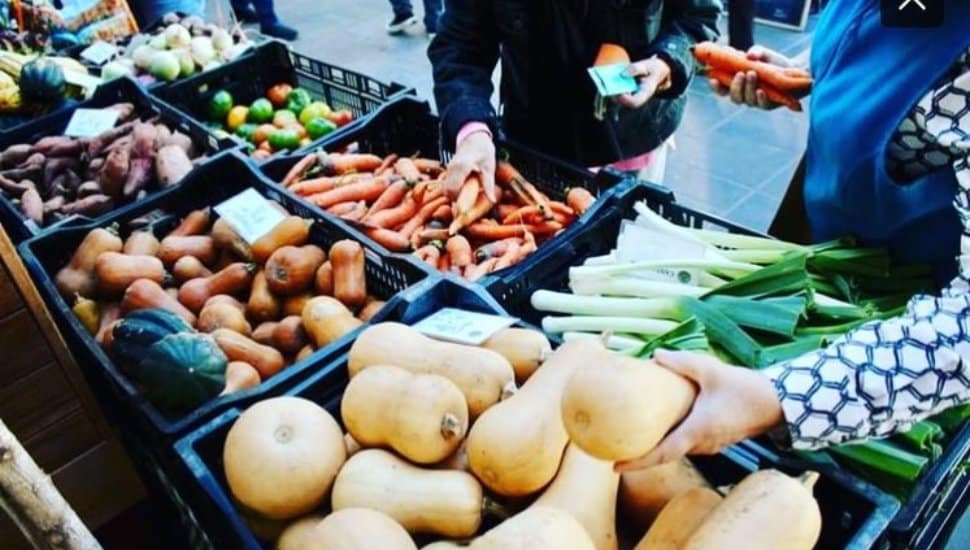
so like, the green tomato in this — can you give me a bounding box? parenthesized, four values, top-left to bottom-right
(207, 90, 233, 122)
(305, 117, 337, 140)
(235, 123, 258, 141)
(285, 88, 312, 116)
(298, 101, 331, 126)
(247, 98, 274, 124)
(268, 128, 302, 151)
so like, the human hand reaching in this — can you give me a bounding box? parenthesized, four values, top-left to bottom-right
(616, 55, 672, 109)
(444, 130, 496, 202)
(615, 350, 785, 472)
(709, 46, 809, 110)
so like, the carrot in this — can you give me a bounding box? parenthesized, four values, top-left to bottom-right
(364, 179, 409, 219)
(496, 161, 551, 218)
(464, 258, 499, 282)
(342, 202, 369, 222)
(291, 173, 370, 196)
(549, 201, 575, 217)
(707, 68, 802, 111)
(394, 157, 423, 184)
(368, 193, 418, 229)
(309, 177, 390, 208)
(400, 196, 449, 239)
(414, 244, 441, 266)
(474, 238, 520, 262)
(494, 241, 522, 271)
(693, 42, 812, 91)
(495, 160, 527, 188)
(566, 187, 596, 215)
(502, 205, 543, 225)
(438, 252, 451, 272)
(449, 190, 498, 235)
(446, 236, 473, 268)
(320, 153, 383, 175)
(374, 154, 399, 176)
(413, 158, 444, 176)
(420, 182, 445, 205)
(417, 227, 451, 244)
(363, 226, 411, 251)
(281, 154, 318, 188)
(455, 175, 481, 215)
(328, 201, 362, 216)
(465, 221, 562, 240)
(431, 203, 452, 221)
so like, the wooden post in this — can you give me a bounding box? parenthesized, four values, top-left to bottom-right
(0, 418, 101, 550)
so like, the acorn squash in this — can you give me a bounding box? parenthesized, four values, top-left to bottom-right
(110, 308, 193, 370)
(19, 59, 66, 102)
(137, 332, 227, 415)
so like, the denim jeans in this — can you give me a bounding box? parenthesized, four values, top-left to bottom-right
(388, 0, 442, 31)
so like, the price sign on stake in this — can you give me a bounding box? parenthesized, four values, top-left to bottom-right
(214, 189, 286, 244)
(413, 308, 517, 345)
(64, 109, 119, 138)
(616, 221, 706, 285)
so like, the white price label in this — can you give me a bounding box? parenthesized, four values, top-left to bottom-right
(63, 71, 103, 98)
(80, 41, 118, 65)
(616, 221, 706, 285)
(214, 189, 287, 244)
(413, 308, 517, 345)
(64, 108, 119, 138)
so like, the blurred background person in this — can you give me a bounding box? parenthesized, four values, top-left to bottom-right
(386, 0, 442, 36)
(232, 0, 298, 40)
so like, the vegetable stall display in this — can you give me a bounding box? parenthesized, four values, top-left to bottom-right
(211, 325, 825, 549)
(279, 150, 596, 280)
(56, 205, 386, 417)
(0, 50, 92, 116)
(0, 103, 202, 228)
(528, 199, 968, 500)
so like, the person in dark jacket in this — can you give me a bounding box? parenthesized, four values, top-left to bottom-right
(428, 0, 722, 197)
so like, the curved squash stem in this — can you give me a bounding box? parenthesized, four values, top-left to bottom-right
(500, 381, 517, 401)
(799, 471, 820, 491)
(482, 496, 514, 521)
(440, 413, 464, 439)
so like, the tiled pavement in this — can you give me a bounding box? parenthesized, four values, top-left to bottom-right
(275, 0, 815, 233)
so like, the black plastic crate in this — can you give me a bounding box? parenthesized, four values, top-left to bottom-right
(172, 275, 896, 549)
(17, 152, 432, 449)
(0, 77, 232, 243)
(259, 96, 631, 288)
(154, 40, 411, 158)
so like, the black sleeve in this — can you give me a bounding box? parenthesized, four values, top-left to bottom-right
(427, 0, 501, 150)
(649, 0, 723, 97)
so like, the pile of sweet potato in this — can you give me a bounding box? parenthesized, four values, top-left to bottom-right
(0, 102, 201, 228)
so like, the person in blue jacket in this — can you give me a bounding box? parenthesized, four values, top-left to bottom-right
(619, 0, 970, 471)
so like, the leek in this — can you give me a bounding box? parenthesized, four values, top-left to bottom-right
(561, 332, 646, 352)
(637, 318, 710, 357)
(930, 403, 970, 435)
(531, 291, 684, 319)
(541, 316, 678, 336)
(569, 258, 760, 281)
(569, 277, 709, 299)
(705, 294, 805, 338)
(831, 440, 928, 498)
(893, 421, 944, 460)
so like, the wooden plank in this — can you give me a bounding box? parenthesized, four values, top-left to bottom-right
(0, 262, 23, 317)
(0, 361, 81, 442)
(0, 308, 55, 381)
(22, 407, 100, 472)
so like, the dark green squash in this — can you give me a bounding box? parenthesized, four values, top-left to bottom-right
(136, 332, 228, 416)
(19, 59, 66, 102)
(111, 308, 193, 372)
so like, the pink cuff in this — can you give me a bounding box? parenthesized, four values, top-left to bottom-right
(456, 122, 492, 148)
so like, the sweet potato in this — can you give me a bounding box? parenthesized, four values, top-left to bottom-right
(99, 146, 130, 198)
(153, 124, 172, 150)
(0, 175, 31, 197)
(157, 131, 195, 156)
(33, 136, 75, 156)
(17, 152, 45, 169)
(77, 181, 102, 198)
(131, 122, 158, 158)
(155, 145, 193, 186)
(0, 144, 34, 167)
(60, 195, 114, 217)
(20, 187, 42, 225)
(42, 195, 65, 216)
(1, 164, 41, 183)
(86, 121, 134, 157)
(123, 157, 154, 199)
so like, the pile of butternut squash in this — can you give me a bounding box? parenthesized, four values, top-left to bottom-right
(220, 325, 823, 550)
(57, 202, 388, 408)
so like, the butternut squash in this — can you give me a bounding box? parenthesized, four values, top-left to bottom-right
(295, 345, 314, 362)
(198, 301, 252, 335)
(422, 543, 465, 550)
(465, 339, 599, 497)
(121, 279, 196, 325)
(344, 433, 362, 457)
(684, 470, 821, 550)
(55, 226, 123, 298)
(211, 217, 253, 261)
(469, 506, 595, 550)
(72, 294, 100, 335)
(224, 397, 346, 520)
(272, 315, 308, 355)
(434, 439, 469, 473)
(157, 235, 218, 266)
(219, 361, 262, 396)
(94, 252, 168, 296)
(172, 256, 212, 283)
(283, 291, 314, 317)
(342, 365, 468, 464)
(634, 487, 722, 550)
(205, 294, 245, 311)
(302, 296, 362, 348)
(168, 207, 211, 237)
(314, 261, 333, 295)
(123, 230, 160, 256)
(620, 459, 711, 528)
(315, 508, 417, 550)
(332, 449, 484, 538)
(265, 245, 326, 296)
(481, 328, 552, 384)
(247, 271, 281, 323)
(252, 216, 311, 263)
(211, 328, 285, 379)
(276, 515, 326, 550)
(349, 323, 515, 419)
(252, 321, 279, 346)
(330, 240, 367, 308)
(95, 302, 121, 346)
(561, 346, 696, 461)
(179, 262, 256, 313)
(357, 298, 386, 322)
(529, 444, 618, 550)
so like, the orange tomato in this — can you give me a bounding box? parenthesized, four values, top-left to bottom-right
(258, 140, 274, 152)
(327, 109, 353, 127)
(252, 123, 278, 145)
(266, 83, 293, 108)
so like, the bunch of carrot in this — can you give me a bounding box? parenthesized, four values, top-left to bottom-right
(692, 41, 812, 112)
(280, 151, 596, 281)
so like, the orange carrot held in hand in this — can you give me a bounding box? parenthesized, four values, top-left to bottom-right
(320, 153, 383, 175)
(364, 179, 409, 220)
(364, 226, 411, 251)
(455, 175, 482, 215)
(282, 154, 318, 188)
(450, 187, 502, 235)
(693, 42, 812, 92)
(566, 187, 596, 215)
(707, 68, 803, 111)
(394, 157, 423, 184)
(446, 235, 473, 268)
(309, 177, 390, 208)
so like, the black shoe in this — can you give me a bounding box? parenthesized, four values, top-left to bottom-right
(261, 21, 299, 41)
(232, 5, 259, 23)
(386, 14, 418, 35)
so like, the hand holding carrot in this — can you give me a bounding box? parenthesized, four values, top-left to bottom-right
(695, 42, 812, 112)
(444, 131, 497, 202)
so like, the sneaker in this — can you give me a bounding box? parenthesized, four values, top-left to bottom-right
(232, 5, 259, 23)
(386, 14, 418, 35)
(261, 21, 299, 41)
